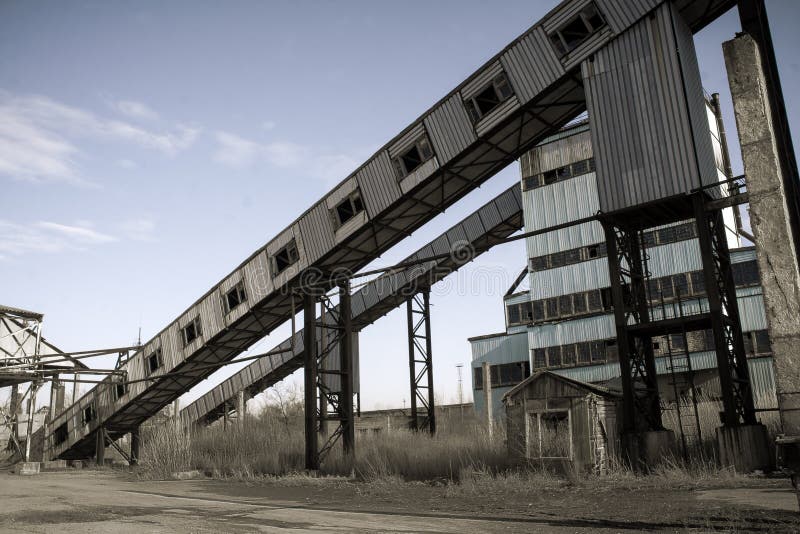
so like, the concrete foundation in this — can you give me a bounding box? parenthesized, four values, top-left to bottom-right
(716, 424, 771, 473)
(41, 460, 68, 471)
(15, 462, 40, 475)
(621, 430, 675, 470)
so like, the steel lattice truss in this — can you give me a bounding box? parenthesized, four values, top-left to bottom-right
(407, 290, 435, 434)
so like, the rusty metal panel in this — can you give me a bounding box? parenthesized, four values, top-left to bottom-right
(356, 152, 401, 219)
(501, 27, 565, 103)
(424, 93, 477, 163)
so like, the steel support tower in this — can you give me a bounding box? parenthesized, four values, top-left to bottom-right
(407, 289, 435, 434)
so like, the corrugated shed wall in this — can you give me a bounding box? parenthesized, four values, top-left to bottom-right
(523, 172, 600, 232)
(504, 292, 531, 306)
(596, 0, 660, 33)
(583, 3, 714, 213)
(297, 202, 335, 264)
(356, 152, 401, 219)
(646, 239, 702, 278)
(530, 258, 610, 299)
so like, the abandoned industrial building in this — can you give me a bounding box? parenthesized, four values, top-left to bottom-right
(3, 0, 800, 529)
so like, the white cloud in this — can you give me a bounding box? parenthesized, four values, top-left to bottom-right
(212, 130, 358, 184)
(114, 100, 159, 121)
(0, 219, 117, 257)
(261, 120, 277, 131)
(0, 91, 200, 185)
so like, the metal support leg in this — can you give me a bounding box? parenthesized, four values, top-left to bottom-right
(130, 427, 140, 466)
(303, 292, 319, 470)
(694, 195, 756, 426)
(339, 280, 355, 455)
(406, 289, 436, 434)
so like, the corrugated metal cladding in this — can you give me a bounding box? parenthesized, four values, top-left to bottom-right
(523, 172, 600, 233)
(355, 152, 401, 219)
(501, 27, 565, 103)
(731, 247, 757, 263)
(528, 314, 615, 349)
(424, 94, 477, 163)
(526, 221, 605, 258)
(646, 239, 702, 278)
(583, 3, 718, 213)
(470, 332, 529, 365)
(475, 96, 521, 138)
(596, 0, 661, 33)
(388, 123, 426, 159)
(521, 129, 593, 177)
(504, 291, 531, 306)
(530, 258, 610, 299)
(738, 294, 767, 332)
(297, 201, 335, 265)
(462, 61, 504, 99)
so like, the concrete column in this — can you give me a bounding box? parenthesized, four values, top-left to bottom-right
(482, 361, 493, 438)
(237, 390, 246, 426)
(724, 35, 800, 436)
(49, 375, 65, 417)
(130, 427, 141, 466)
(24, 384, 37, 462)
(9, 384, 19, 440)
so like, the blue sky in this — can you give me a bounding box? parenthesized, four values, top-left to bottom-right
(1, 1, 798, 411)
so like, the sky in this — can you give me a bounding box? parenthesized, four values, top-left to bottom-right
(1, 1, 798, 413)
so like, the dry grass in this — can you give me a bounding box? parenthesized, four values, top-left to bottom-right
(138, 391, 781, 488)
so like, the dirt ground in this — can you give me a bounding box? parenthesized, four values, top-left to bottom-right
(0, 469, 798, 533)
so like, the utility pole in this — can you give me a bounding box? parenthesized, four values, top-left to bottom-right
(456, 364, 464, 422)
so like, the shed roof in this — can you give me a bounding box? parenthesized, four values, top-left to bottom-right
(502, 370, 622, 402)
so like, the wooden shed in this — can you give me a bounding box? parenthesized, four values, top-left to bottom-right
(503, 371, 622, 473)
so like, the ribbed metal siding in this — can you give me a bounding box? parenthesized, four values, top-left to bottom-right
(528, 314, 615, 349)
(583, 3, 713, 213)
(738, 293, 767, 332)
(297, 202, 335, 265)
(424, 94, 477, 163)
(530, 258, 609, 299)
(470, 332, 529, 365)
(521, 129, 594, 177)
(596, 0, 660, 33)
(501, 27, 565, 103)
(523, 172, 600, 232)
(646, 239, 702, 278)
(526, 221, 605, 257)
(356, 152, 401, 219)
(504, 291, 531, 306)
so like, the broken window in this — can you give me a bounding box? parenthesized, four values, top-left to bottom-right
(507, 303, 521, 325)
(54, 423, 69, 445)
(562, 344, 576, 366)
(571, 159, 589, 176)
(271, 239, 300, 276)
(113, 379, 127, 401)
(464, 72, 514, 123)
(393, 136, 434, 179)
(577, 342, 591, 364)
(559, 295, 574, 317)
(573, 293, 587, 314)
(548, 2, 607, 56)
(82, 404, 96, 425)
(690, 271, 706, 295)
(732, 261, 760, 287)
(532, 301, 545, 322)
(545, 297, 559, 319)
(533, 348, 547, 369)
(473, 366, 483, 390)
(547, 345, 562, 367)
(754, 330, 772, 355)
(332, 190, 365, 228)
(181, 317, 202, 347)
(224, 282, 247, 314)
(145, 348, 163, 375)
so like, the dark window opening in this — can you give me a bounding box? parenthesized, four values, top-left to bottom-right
(54, 423, 68, 445)
(507, 303, 521, 325)
(559, 295, 573, 317)
(533, 348, 547, 369)
(573, 293, 587, 314)
(577, 342, 591, 364)
(474, 366, 483, 390)
(464, 72, 514, 123)
(549, 2, 607, 56)
(562, 344, 576, 366)
(547, 346, 562, 367)
(546, 297, 559, 319)
(271, 239, 300, 275)
(146, 349, 163, 375)
(82, 404, 96, 425)
(113, 380, 127, 401)
(532, 301, 545, 322)
(224, 282, 247, 314)
(181, 317, 202, 347)
(754, 329, 772, 354)
(333, 190, 365, 228)
(394, 136, 434, 179)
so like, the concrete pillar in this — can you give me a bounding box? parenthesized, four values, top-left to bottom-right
(24, 384, 37, 462)
(130, 427, 141, 466)
(237, 390, 246, 426)
(724, 35, 800, 437)
(9, 384, 19, 440)
(95, 428, 105, 466)
(482, 361, 493, 438)
(49, 376, 65, 417)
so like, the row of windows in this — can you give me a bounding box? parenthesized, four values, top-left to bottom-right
(533, 338, 618, 370)
(473, 361, 531, 390)
(506, 260, 761, 328)
(531, 329, 772, 372)
(522, 157, 596, 191)
(528, 221, 697, 274)
(548, 2, 607, 56)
